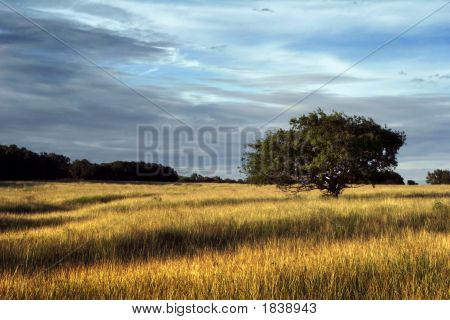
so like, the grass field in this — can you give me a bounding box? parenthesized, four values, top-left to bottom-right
(0, 182, 448, 299)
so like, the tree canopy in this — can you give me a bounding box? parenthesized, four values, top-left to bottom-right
(0, 145, 70, 180)
(242, 109, 406, 197)
(426, 169, 450, 184)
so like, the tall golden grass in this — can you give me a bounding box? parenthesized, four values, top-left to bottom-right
(0, 182, 448, 299)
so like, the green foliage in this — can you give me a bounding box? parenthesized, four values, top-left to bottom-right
(426, 169, 450, 184)
(242, 109, 406, 197)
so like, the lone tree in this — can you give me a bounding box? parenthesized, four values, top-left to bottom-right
(242, 109, 406, 197)
(426, 169, 450, 184)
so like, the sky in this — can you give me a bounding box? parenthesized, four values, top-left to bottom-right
(0, 0, 449, 181)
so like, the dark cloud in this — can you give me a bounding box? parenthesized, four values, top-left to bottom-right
(0, 10, 173, 63)
(253, 8, 274, 13)
(72, 3, 134, 22)
(0, 8, 182, 161)
(0, 8, 272, 168)
(210, 44, 227, 51)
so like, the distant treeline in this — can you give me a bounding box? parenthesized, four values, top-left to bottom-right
(71, 159, 179, 182)
(0, 144, 247, 183)
(359, 171, 405, 185)
(426, 169, 450, 184)
(0, 144, 71, 180)
(0, 145, 178, 182)
(179, 173, 245, 184)
(0, 144, 412, 184)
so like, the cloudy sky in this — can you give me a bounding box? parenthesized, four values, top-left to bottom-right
(1, 0, 449, 180)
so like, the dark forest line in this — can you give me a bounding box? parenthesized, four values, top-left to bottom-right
(0, 144, 406, 184)
(0, 144, 246, 183)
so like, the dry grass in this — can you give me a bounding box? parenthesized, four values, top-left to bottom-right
(0, 182, 448, 299)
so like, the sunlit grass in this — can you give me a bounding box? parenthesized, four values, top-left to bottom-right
(0, 182, 448, 299)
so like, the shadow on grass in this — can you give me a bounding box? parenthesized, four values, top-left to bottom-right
(0, 193, 157, 214)
(91, 197, 294, 216)
(178, 197, 292, 208)
(0, 182, 41, 189)
(0, 203, 65, 214)
(61, 194, 151, 207)
(343, 192, 450, 200)
(0, 216, 91, 232)
(1, 208, 448, 271)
